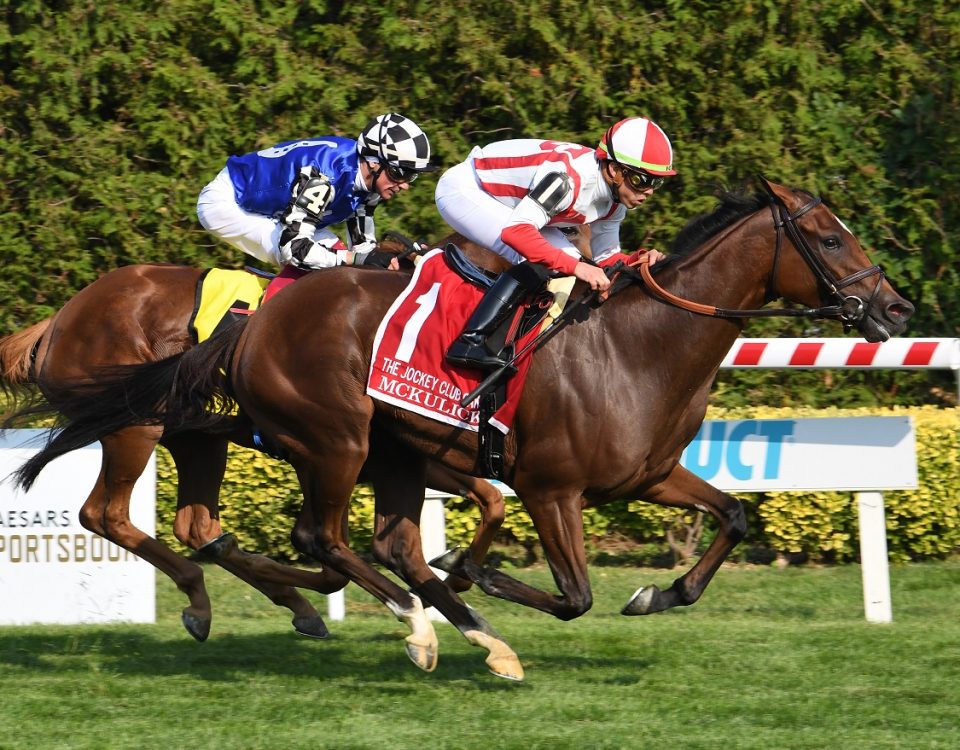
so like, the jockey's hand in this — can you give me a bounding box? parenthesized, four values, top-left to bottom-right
(574, 260, 611, 292)
(632, 247, 666, 266)
(353, 249, 400, 270)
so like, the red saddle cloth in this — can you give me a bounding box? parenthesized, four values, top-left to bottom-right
(366, 248, 539, 434)
(261, 265, 310, 304)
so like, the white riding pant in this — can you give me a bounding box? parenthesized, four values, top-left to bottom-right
(197, 167, 339, 267)
(434, 160, 582, 266)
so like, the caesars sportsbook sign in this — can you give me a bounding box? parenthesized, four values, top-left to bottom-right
(0, 430, 155, 625)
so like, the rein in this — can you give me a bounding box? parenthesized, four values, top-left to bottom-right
(626, 191, 886, 327)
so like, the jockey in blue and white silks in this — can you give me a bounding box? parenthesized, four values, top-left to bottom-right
(198, 113, 436, 270)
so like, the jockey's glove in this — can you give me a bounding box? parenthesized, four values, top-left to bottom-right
(352, 248, 396, 269)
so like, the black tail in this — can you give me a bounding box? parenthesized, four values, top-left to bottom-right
(12, 320, 248, 491)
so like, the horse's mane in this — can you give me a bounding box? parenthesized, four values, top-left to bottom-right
(663, 190, 768, 263)
(607, 188, 770, 295)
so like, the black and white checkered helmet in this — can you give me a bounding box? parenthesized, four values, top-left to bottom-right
(357, 113, 437, 173)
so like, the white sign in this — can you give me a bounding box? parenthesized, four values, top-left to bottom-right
(0, 430, 156, 625)
(679, 417, 917, 491)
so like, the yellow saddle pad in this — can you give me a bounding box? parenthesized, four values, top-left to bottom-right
(189, 268, 270, 344)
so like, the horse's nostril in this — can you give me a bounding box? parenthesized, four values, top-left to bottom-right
(887, 301, 915, 320)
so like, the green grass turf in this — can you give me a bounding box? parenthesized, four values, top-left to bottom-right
(1, 560, 958, 749)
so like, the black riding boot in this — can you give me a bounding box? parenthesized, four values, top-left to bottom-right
(446, 272, 530, 370)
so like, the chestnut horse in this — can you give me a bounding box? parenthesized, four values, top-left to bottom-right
(10, 178, 914, 680)
(0, 237, 508, 642)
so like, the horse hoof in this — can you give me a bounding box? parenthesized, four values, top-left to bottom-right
(404, 638, 439, 672)
(621, 585, 662, 616)
(465, 628, 523, 681)
(487, 653, 525, 682)
(429, 546, 466, 575)
(397, 594, 439, 672)
(293, 614, 330, 639)
(195, 532, 238, 561)
(182, 611, 211, 642)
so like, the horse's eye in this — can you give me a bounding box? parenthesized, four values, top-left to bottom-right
(823, 236, 842, 251)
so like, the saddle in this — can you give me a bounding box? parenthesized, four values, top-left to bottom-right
(443, 243, 558, 341)
(190, 231, 427, 345)
(440, 243, 572, 478)
(443, 243, 495, 289)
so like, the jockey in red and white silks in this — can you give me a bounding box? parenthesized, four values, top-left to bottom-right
(439, 117, 677, 371)
(437, 139, 626, 272)
(436, 117, 676, 290)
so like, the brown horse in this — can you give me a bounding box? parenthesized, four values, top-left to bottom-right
(10, 178, 914, 679)
(0, 240, 508, 643)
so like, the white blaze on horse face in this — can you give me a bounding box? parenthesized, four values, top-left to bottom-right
(837, 217, 855, 238)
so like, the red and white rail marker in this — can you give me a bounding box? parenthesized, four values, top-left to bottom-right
(721, 337, 958, 369)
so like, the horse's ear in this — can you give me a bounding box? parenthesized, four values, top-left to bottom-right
(756, 174, 796, 207)
(756, 173, 776, 198)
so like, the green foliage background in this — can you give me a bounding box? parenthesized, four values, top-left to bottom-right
(3, 3, 957, 341)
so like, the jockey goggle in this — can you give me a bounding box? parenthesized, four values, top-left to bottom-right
(383, 163, 420, 184)
(620, 166, 664, 192)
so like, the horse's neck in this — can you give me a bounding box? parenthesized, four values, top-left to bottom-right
(665, 215, 773, 316)
(603, 214, 773, 386)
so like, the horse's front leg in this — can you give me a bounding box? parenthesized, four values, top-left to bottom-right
(434, 489, 593, 621)
(622, 464, 746, 615)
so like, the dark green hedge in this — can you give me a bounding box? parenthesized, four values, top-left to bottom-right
(2, 0, 957, 405)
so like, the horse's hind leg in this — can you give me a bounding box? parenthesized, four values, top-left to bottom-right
(369, 439, 522, 680)
(163, 431, 334, 639)
(621, 464, 746, 615)
(83, 426, 213, 641)
(290, 443, 439, 673)
(423, 463, 505, 594)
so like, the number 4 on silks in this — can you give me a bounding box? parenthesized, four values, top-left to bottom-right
(295, 172, 335, 218)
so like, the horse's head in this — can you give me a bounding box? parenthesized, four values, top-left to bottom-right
(759, 176, 914, 342)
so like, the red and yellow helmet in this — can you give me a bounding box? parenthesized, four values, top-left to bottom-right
(596, 117, 676, 176)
